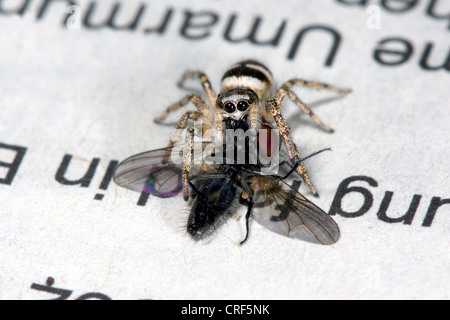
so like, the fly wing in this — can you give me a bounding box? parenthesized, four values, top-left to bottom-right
(113, 146, 184, 198)
(252, 180, 340, 245)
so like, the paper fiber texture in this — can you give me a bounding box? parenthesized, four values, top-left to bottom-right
(0, 0, 449, 300)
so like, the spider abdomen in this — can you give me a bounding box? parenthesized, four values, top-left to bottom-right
(220, 60, 273, 100)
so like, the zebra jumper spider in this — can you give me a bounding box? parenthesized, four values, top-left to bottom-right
(154, 60, 351, 200)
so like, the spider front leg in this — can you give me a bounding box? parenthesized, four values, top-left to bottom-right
(213, 110, 225, 145)
(273, 79, 351, 133)
(177, 71, 217, 107)
(265, 99, 318, 196)
(165, 110, 203, 153)
(182, 125, 195, 201)
(248, 102, 262, 132)
(154, 94, 208, 124)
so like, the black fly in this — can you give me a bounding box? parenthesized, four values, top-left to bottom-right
(113, 140, 339, 245)
(114, 60, 347, 245)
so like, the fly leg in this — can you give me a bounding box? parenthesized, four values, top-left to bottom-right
(238, 179, 256, 245)
(239, 199, 254, 246)
(165, 110, 201, 150)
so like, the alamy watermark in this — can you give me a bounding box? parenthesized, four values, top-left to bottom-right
(66, 5, 81, 30)
(367, 5, 382, 30)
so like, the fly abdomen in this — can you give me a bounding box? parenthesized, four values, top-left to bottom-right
(221, 60, 273, 99)
(187, 178, 238, 240)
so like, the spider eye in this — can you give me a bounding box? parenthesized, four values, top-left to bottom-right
(224, 102, 235, 113)
(237, 100, 249, 111)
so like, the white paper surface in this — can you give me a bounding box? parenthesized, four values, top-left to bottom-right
(0, 0, 449, 300)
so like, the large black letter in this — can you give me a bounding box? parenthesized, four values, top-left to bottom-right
(422, 197, 450, 227)
(224, 14, 286, 46)
(426, 0, 450, 30)
(0, 0, 31, 15)
(144, 8, 173, 34)
(377, 192, 421, 224)
(83, 2, 146, 30)
(0, 142, 27, 185)
(381, 0, 418, 12)
(55, 154, 100, 187)
(373, 37, 414, 66)
(287, 25, 342, 67)
(329, 176, 378, 217)
(419, 42, 450, 71)
(94, 160, 119, 201)
(180, 10, 219, 40)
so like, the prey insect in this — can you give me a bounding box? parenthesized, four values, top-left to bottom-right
(155, 60, 351, 198)
(113, 145, 339, 245)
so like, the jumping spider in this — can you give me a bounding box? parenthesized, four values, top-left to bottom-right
(154, 60, 351, 200)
